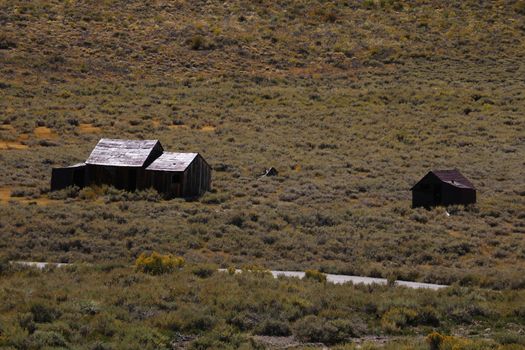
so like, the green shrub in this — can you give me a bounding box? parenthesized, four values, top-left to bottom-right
(386, 271, 398, 286)
(380, 307, 418, 334)
(241, 265, 271, 275)
(79, 186, 102, 200)
(495, 331, 525, 345)
(363, 0, 377, 9)
(90, 341, 113, 350)
(18, 312, 36, 334)
(255, 319, 291, 336)
(515, 0, 525, 15)
(304, 269, 327, 283)
(191, 264, 216, 278)
(48, 186, 79, 199)
(0, 258, 12, 276)
(186, 313, 217, 332)
(135, 252, 184, 275)
(190, 325, 262, 350)
(30, 303, 61, 323)
(26, 330, 67, 347)
(0, 34, 16, 50)
(416, 306, 440, 327)
(88, 313, 117, 337)
(119, 326, 169, 350)
(293, 315, 358, 345)
(189, 36, 205, 50)
(228, 311, 259, 331)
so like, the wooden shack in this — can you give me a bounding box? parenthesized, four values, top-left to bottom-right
(145, 152, 211, 198)
(411, 169, 476, 208)
(50, 138, 211, 198)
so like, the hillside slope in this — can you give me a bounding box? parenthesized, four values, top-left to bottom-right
(1, 1, 525, 348)
(1, 0, 525, 286)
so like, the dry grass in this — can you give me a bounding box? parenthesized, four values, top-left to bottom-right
(0, 0, 524, 346)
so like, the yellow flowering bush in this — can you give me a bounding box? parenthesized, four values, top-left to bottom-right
(135, 252, 184, 275)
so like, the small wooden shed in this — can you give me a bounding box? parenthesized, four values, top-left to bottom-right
(411, 169, 476, 208)
(145, 152, 211, 198)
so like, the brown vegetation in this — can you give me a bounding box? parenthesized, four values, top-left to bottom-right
(0, 0, 524, 347)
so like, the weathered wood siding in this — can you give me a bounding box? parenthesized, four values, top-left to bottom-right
(144, 154, 211, 198)
(51, 165, 86, 191)
(86, 165, 141, 191)
(142, 171, 182, 198)
(441, 183, 476, 206)
(412, 175, 476, 208)
(183, 154, 211, 197)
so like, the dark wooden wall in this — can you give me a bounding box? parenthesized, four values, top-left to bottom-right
(183, 155, 211, 197)
(86, 165, 141, 191)
(412, 179, 476, 208)
(51, 165, 86, 191)
(142, 171, 181, 198)
(441, 183, 476, 206)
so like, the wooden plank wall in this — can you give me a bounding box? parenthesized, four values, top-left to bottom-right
(86, 165, 139, 191)
(183, 155, 211, 197)
(85, 156, 211, 198)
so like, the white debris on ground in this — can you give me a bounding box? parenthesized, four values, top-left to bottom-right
(11, 261, 70, 269)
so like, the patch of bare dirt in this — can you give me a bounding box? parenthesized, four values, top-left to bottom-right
(151, 119, 161, 128)
(200, 125, 216, 132)
(0, 141, 29, 150)
(0, 125, 29, 150)
(0, 187, 56, 206)
(0, 188, 11, 203)
(34, 126, 58, 139)
(78, 123, 101, 134)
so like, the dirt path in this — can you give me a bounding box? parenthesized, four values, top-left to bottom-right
(223, 269, 448, 290)
(0, 187, 57, 205)
(13, 263, 447, 290)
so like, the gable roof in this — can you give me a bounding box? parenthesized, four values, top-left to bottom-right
(412, 169, 475, 190)
(431, 169, 475, 189)
(85, 138, 162, 167)
(146, 152, 198, 172)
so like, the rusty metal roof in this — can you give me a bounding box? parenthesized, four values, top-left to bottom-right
(431, 169, 475, 189)
(146, 152, 198, 172)
(85, 138, 161, 167)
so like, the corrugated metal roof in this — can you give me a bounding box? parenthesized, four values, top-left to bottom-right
(85, 138, 161, 167)
(431, 169, 475, 189)
(146, 152, 198, 172)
